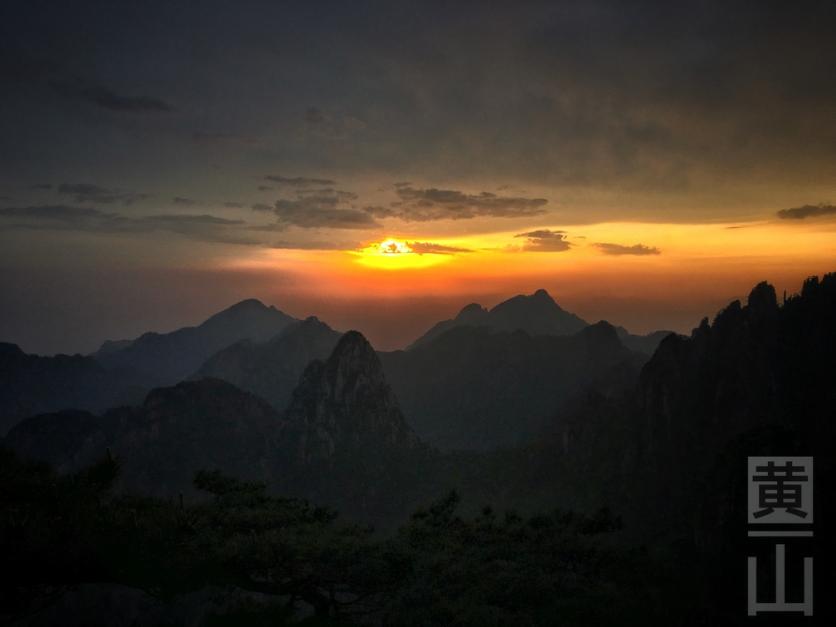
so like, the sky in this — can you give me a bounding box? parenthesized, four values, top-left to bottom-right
(1, 0, 835, 354)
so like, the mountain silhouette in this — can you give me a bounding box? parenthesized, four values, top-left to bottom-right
(0, 299, 297, 433)
(96, 298, 295, 386)
(409, 288, 588, 348)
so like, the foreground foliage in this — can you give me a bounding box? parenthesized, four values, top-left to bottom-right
(0, 450, 671, 626)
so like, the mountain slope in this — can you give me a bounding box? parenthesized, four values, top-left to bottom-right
(409, 289, 587, 348)
(195, 316, 341, 410)
(96, 299, 295, 386)
(383, 320, 645, 450)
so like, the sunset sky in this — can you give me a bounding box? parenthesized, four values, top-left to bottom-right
(1, 1, 835, 354)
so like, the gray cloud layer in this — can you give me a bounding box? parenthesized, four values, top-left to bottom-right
(260, 188, 382, 230)
(367, 186, 548, 222)
(0, 204, 255, 245)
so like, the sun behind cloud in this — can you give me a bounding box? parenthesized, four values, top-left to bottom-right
(353, 238, 460, 270)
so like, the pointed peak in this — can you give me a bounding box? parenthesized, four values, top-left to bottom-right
(226, 298, 268, 311)
(332, 330, 376, 359)
(532, 288, 551, 299)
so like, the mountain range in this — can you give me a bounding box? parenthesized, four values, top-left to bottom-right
(2, 273, 835, 547)
(1, 288, 667, 450)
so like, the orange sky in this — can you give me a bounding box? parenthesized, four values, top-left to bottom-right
(204, 217, 836, 347)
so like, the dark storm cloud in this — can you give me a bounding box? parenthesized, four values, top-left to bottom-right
(514, 229, 571, 252)
(776, 203, 836, 220)
(407, 241, 472, 255)
(223, 201, 244, 209)
(30, 184, 53, 190)
(172, 196, 197, 206)
(251, 203, 273, 212)
(257, 186, 273, 192)
(379, 186, 548, 222)
(594, 243, 661, 256)
(58, 183, 148, 205)
(265, 175, 336, 187)
(0, 204, 256, 245)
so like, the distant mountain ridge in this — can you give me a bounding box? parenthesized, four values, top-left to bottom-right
(96, 298, 296, 386)
(0, 299, 297, 434)
(409, 289, 588, 348)
(409, 288, 670, 354)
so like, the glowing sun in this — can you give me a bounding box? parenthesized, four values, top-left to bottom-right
(353, 238, 452, 270)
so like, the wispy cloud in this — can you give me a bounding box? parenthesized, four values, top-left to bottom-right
(264, 175, 336, 187)
(52, 78, 173, 113)
(58, 183, 148, 205)
(514, 229, 571, 252)
(593, 242, 661, 255)
(407, 241, 473, 255)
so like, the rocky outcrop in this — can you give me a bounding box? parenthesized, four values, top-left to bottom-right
(282, 331, 419, 463)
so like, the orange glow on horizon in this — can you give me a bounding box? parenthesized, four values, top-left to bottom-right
(217, 219, 835, 337)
